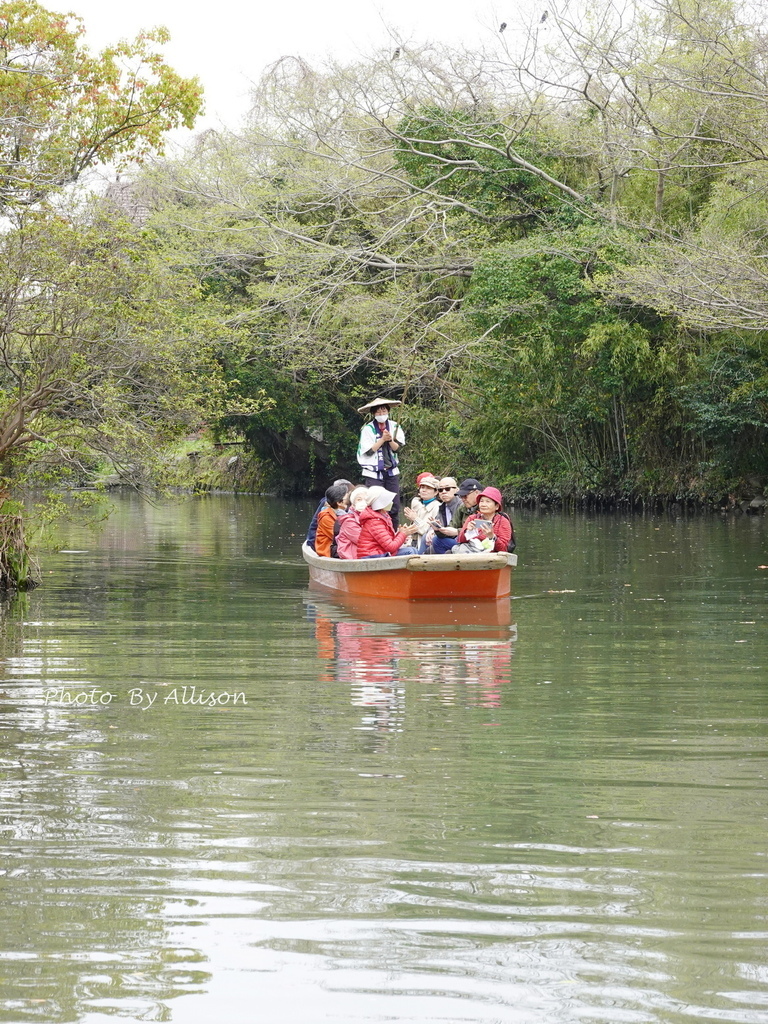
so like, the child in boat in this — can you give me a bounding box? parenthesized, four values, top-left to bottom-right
(335, 486, 370, 559)
(357, 486, 420, 558)
(315, 482, 351, 558)
(453, 487, 513, 553)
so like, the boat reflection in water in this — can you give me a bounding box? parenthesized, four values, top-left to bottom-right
(308, 585, 515, 630)
(305, 590, 517, 738)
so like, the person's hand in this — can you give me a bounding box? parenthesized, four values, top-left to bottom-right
(403, 507, 417, 522)
(402, 523, 418, 535)
(379, 430, 392, 443)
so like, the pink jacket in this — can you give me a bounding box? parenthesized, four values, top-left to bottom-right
(336, 510, 363, 559)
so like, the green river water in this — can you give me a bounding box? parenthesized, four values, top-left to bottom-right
(0, 494, 766, 1023)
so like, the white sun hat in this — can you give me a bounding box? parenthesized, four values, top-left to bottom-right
(367, 486, 394, 511)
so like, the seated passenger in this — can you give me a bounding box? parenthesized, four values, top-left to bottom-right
(336, 486, 370, 559)
(453, 487, 512, 553)
(357, 486, 419, 558)
(431, 478, 482, 554)
(306, 479, 353, 550)
(403, 474, 441, 553)
(424, 477, 460, 553)
(315, 482, 350, 558)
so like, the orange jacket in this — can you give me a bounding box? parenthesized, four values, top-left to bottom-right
(315, 505, 338, 557)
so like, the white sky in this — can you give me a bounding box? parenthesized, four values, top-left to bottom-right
(63, 0, 515, 134)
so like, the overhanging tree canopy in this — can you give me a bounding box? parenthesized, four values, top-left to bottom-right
(142, 0, 768, 500)
(0, 2, 218, 587)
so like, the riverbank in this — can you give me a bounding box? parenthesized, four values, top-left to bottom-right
(93, 435, 768, 514)
(508, 490, 768, 515)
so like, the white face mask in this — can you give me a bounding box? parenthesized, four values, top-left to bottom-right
(374, 414, 388, 423)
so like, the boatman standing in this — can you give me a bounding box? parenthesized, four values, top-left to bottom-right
(357, 398, 405, 528)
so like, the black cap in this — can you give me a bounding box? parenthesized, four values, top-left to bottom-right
(457, 478, 481, 496)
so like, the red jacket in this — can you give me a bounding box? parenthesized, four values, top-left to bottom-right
(357, 507, 409, 558)
(457, 511, 512, 552)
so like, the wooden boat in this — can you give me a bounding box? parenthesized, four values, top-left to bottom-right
(302, 543, 517, 601)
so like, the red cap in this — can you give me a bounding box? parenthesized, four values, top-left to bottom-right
(477, 486, 503, 507)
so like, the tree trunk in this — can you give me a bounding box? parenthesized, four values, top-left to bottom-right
(655, 167, 666, 219)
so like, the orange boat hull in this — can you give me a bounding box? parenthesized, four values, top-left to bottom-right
(302, 545, 515, 601)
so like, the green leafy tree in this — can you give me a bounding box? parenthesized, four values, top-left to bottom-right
(463, 228, 649, 488)
(0, 208, 230, 485)
(0, 0, 203, 205)
(0, 1, 210, 586)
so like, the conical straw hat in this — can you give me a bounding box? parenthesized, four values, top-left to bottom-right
(356, 397, 403, 414)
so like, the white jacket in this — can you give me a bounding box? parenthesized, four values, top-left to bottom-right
(357, 419, 405, 477)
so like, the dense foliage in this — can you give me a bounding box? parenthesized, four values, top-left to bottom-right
(3, 0, 768, 523)
(0, 1, 214, 585)
(141, 0, 767, 502)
